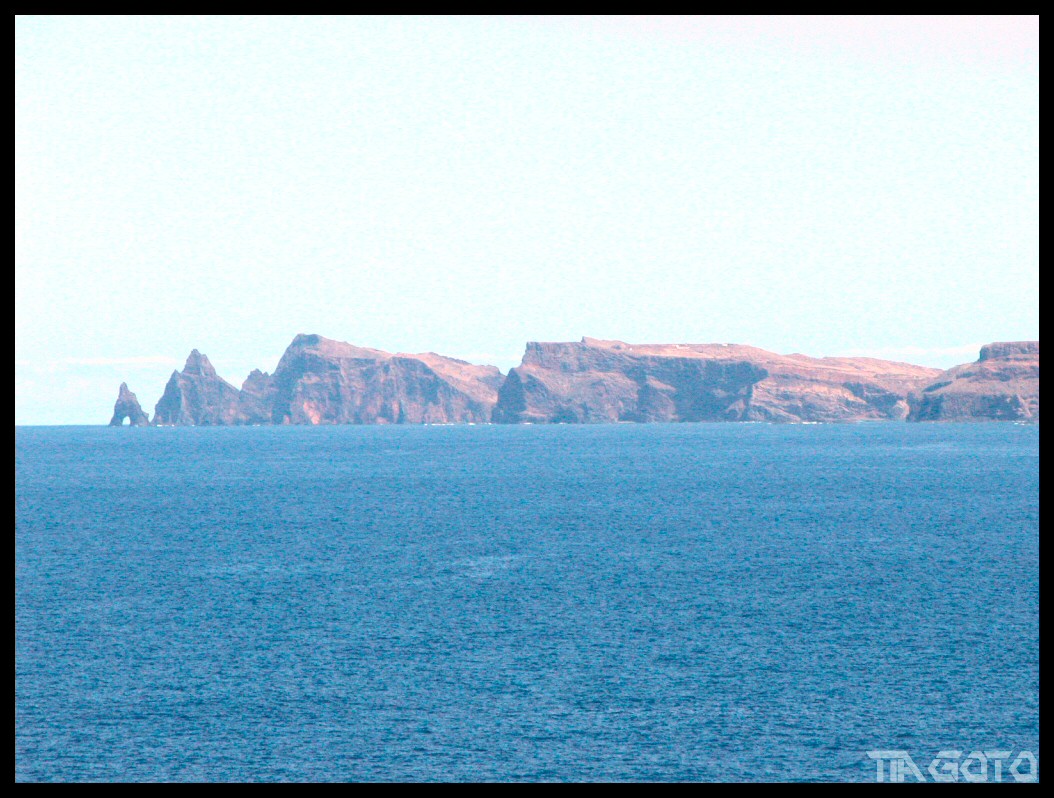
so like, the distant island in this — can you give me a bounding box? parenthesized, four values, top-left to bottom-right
(109, 335, 1039, 426)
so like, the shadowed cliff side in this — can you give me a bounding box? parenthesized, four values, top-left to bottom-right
(236, 368, 274, 424)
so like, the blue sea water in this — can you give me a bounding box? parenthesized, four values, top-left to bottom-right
(15, 423, 1039, 782)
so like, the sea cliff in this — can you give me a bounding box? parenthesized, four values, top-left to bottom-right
(107, 336, 1039, 425)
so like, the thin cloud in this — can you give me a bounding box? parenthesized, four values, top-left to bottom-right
(60, 356, 182, 368)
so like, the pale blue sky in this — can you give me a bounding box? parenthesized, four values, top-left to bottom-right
(16, 16, 1039, 424)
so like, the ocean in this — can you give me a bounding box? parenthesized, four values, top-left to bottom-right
(15, 423, 1039, 782)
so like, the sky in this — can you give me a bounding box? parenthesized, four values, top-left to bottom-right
(15, 15, 1039, 424)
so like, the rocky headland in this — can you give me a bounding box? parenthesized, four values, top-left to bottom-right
(109, 335, 1039, 425)
(907, 341, 1039, 422)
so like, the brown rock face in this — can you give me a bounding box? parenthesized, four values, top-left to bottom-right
(979, 341, 1039, 361)
(262, 334, 504, 424)
(108, 382, 150, 426)
(493, 338, 942, 423)
(909, 341, 1040, 421)
(237, 369, 274, 424)
(153, 350, 242, 425)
